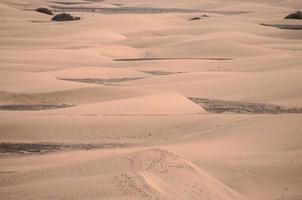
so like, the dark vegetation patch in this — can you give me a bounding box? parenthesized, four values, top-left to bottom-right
(83, 0, 105, 2)
(141, 71, 184, 75)
(35, 7, 53, 15)
(189, 17, 201, 21)
(261, 23, 302, 30)
(50, 5, 249, 15)
(59, 77, 145, 85)
(189, 15, 209, 21)
(30, 20, 51, 23)
(0, 142, 128, 155)
(0, 104, 73, 111)
(188, 97, 302, 114)
(0, 170, 14, 174)
(50, 6, 203, 14)
(114, 57, 233, 61)
(111, 3, 123, 6)
(51, 1, 92, 5)
(285, 11, 302, 19)
(51, 13, 80, 21)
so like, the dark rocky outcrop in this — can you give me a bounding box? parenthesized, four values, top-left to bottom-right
(51, 13, 80, 21)
(35, 7, 53, 15)
(285, 11, 302, 19)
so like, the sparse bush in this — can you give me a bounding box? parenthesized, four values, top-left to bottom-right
(285, 11, 302, 19)
(35, 7, 53, 15)
(51, 13, 81, 21)
(189, 17, 201, 21)
(189, 15, 209, 21)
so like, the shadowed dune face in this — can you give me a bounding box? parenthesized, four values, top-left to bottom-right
(1, 0, 302, 200)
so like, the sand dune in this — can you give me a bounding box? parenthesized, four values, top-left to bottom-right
(144, 39, 279, 58)
(40, 66, 149, 79)
(0, 148, 246, 200)
(45, 92, 205, 115)
(0, 70, 86, 93)
(126, 70, 302, 106)
(1, 0, 302, 200)
(0, 86, 151, 105)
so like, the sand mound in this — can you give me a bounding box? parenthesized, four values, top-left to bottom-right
(145, 39, 276, 58)
(0, 49, 111, 68)
(0, 70, 86, 93)
(41, 66, 149, 80)
(45, 92, 205, 115)
(127, 70, 302, 107)
(0, 148, 246, 200)
(0, 86, 149, 106)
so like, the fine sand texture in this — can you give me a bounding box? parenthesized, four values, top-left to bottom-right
(1, 0, 302, 200)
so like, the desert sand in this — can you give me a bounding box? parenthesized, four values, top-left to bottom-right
(0, 0, 302, 199)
